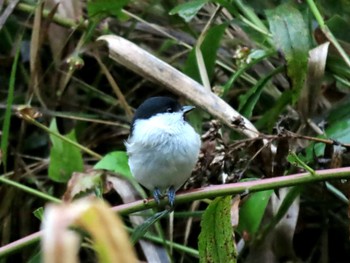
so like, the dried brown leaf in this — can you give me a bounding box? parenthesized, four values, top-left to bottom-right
(273, 138, 289, 177)
(46, 0, 84, 65)
(231, 195, 241, 228)
(329, 144, 344, 168)
(298, 42, 329, 120)
(106, 175, 168, 262)
(16, 105, 43, 120)
(62, 171, 103, 202)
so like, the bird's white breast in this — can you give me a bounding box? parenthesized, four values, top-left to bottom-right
(125, 112, 201, 193)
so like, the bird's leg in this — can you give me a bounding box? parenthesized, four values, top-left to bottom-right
(153, 187, 162, 205)
(167, 186, 176, 207)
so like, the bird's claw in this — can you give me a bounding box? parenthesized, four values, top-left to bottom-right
(153, 188, 162, 205)
(168, 186, 176, 207)
(153, 186, 176, 207)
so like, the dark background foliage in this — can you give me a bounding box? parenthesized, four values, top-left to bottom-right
(1, 0, 350, 262)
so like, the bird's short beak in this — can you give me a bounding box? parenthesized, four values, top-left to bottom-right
(182, 105, 196, 114)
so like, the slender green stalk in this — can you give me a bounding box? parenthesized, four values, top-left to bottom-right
(126, 227, 199, 257)
(334, 75, 350, 88)
(238, 14, 272, 37)
(223, 50, 275, 95)
(306, 0, 350, 67)
(20, 116, 102, 160)
(305, 0, 325, 27)
(0, 225, 199, 259)
(234, 0, 271, 36)
(113, 167, 350, 215)
(326, 182, 348, 204)
(195, 5, 222, 91)
(1, 167, 350, 257)
(1, 36, 20, 171)
(288, 152, 316, 176)
(0, 231, 42, 258)
(321, 27, 350, 67)
(0, 176, 61, 203)
(16, 2, 80, 29)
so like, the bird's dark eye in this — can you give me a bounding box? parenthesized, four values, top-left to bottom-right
(166, 107, 173, 113)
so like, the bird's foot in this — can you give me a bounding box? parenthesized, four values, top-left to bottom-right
(153, 187, 176, 208)
(167, 186, 176, 207)
(153, 187, 162, 205)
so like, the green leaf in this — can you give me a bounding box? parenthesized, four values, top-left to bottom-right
(237, 189, 273, 236)
(33, 207, 44, 221)
(307, 98, 350, 157)
(287, 152, 315, 175)
(131, 209, 170, 244)
(94, 151, 132, 178)
(326, 119, 350, 143)
(27, 251, 41, 263)
(255, 90, 293, 131)
(326, 15, 350, 43)
(223, 49, 274, 95)
(198, 196, 237, 263)
(299, 91, 350, 173)
(317, 0, 350, 23)
(266, 4, 310, 104)
(238, 66, 283, 118)
(183, 23, 227, 83)
(169, 0, 208, 22)
(87, 0, 129, 19)
(48, 119, 84, 183)
(95, 151, 147, 198)
(327, 56, 350, 81)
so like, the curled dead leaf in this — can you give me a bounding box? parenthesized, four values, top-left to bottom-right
(42, 199, 138, 263)
(16, 105, 43, 120)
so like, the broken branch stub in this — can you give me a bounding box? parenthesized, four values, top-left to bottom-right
(97, 35, 259, 139)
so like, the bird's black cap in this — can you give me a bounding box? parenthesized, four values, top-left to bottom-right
(132, 97, 181, 121)
(130, 96, 182, 133)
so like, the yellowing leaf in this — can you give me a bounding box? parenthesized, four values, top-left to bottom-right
(42, 199, 137, 263)
(62, 171, 104, 202)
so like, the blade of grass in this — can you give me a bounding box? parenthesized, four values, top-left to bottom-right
(17, 110, 102, 160)
(223, 49, 275, 96)
(1, 37, 20, 171)
(128, 227, 199, 258)
(0, 231, 42, 258)
(2, 167, 350, 258)
(239, 65, 284, 118)
(94, 54, 133, 121)
(195, 5, 222, 91)
(0, 0, 20, 30)
(306, 0, 350, 67)
(234, 0, 271, 38)
(0, 176, 61, 203)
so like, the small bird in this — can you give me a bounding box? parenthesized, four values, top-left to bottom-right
(125, 96, 201, 206)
